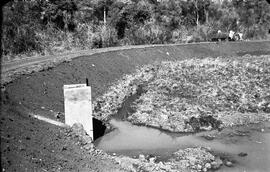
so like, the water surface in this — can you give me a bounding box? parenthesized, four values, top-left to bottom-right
(95, 119, 270, 172)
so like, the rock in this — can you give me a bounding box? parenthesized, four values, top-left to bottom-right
(55, 112, 61, 119)
(202, 135, 215, 141)
(139, 154, 145, 161)
(201, 126, 212, 131)
(211, 158, 223, 169)
(19, 145, 26, 151)
(238, 152, 248, 157)
(72, 123, 87, 137)
(225, 161, 233, 167)
(83, 143, 94, 151)
(149, 157, 156, 163)
(235, 130, 249, 136)
(197, 164, 202, 170)
(189, 157, 196, 166)
(160, 114, 168, 121)
(93, 149, 103, 156)
(203, 167, 207, 172)
(205, 163, 211, 169)
(61, 146, 67, 151)
(82, 135, 93, 143)
(159, 162, 171, 171)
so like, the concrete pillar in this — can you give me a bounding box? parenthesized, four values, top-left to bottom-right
(63, 84, 93, 139)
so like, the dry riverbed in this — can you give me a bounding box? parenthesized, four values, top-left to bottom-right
(94, 55, 270, 132)
(89, 54, 270, 171)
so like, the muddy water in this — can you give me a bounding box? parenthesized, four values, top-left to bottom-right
(95, 119, 270, 171)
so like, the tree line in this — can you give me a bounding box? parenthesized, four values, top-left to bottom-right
(2, 0, 270, 56)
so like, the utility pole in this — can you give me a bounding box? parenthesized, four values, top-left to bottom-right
(103, 0, 107, 26)
(103, 6, 106, 25)
(194, 0, 199, 28)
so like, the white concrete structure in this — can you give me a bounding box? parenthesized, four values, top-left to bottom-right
(63, 84, 93, 139)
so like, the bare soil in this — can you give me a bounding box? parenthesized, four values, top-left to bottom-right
(1, 41, 270, 171)
(1, 100, 126, 172)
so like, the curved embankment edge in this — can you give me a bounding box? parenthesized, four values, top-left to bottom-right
(3, 40, 269, 71)
(4, 41, 270, 125)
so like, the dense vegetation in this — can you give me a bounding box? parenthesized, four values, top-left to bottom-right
(2, 0, 270, 56)
(94, 55, 270, 132)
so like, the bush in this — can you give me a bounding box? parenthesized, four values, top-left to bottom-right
(73, 23, 97, 48)
(243, 24, 269, 40)
(35, 23, 74, 53)
(74, 24, 118, 48)
(2, 24, 43, 55)
(171, 27, 189, 43)
(2, 1, 43, 55)
(192, 24, 219, 42)
(123, 20, 171, 45)
(2, 0, 269, 57)
(99, 25, 119, 48)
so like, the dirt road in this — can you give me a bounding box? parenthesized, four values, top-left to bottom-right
(3, 40, 270, 72)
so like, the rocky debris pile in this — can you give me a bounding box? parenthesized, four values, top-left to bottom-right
(93, 55, 270, 133)
(216, 111, 270, 128)
(114, 155, 184, 172)
(170, 147, 223, 172)
(113, 147, 222, 172)
(64, 123, 112, 159)
(64, 123, 94, 151)
(93, 65, 157, 121)
(129, 56, 270, 132)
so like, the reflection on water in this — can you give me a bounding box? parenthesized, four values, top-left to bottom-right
(95, 119, 270, 172)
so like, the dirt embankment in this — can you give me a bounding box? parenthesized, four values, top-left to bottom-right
(1, 41, 270, 171)
(4, 41, 270, 121)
